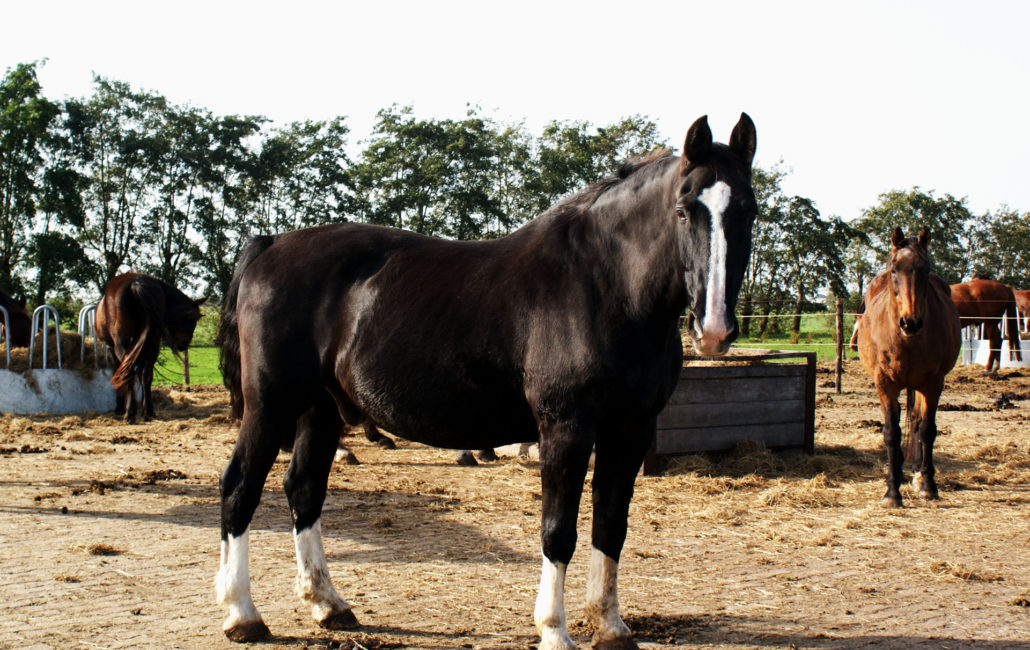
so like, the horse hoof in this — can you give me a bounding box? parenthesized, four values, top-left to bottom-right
(318, 608, 359, 630)
(476, 448, 499, 462)
(335, 448, 360, 465)
(919, 489, 940, 500)
(880, 496, 903, 509)
(456, 451, 478, 466)
(375, 437, 396, 449)
(224, 619, 270, 642)
(592, 634, 639, 649)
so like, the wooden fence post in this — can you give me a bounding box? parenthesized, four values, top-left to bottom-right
(183, 348, 191, 388)
(835, 299, 843, 394)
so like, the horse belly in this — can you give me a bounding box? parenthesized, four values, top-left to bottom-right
(354, 377, 538, 450)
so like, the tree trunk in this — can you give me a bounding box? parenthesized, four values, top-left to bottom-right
(792, 279, 804, 340)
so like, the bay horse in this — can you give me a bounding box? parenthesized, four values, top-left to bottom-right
(1013, 288, 1030, 333)
(0, 290, 31, 348)
(215, 113, 757, 648)
(857, 227, 960, 508)
(94, 273, 205, 422)
(949, 278, 1022, 371)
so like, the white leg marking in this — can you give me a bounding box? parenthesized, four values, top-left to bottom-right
(586, 547, 632, 643)
(215, 531, 263, 630)
(534, 555, 575, 650)
(698, 180, 732, 339)
(294, 519, 352, 623)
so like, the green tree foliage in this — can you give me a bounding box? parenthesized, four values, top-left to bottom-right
(535, 115, 667, 212)
(64, 77, 166, 291)
(251, 117, 351, 234)
(855, 188, 972, 284)
(967, 206, 1030, 288)
(0, 61, 60, 295)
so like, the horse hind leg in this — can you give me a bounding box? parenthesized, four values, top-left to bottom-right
(286, 392, 358, 630)
(911, 388, 942, 500)
(216, 407, 289, 641)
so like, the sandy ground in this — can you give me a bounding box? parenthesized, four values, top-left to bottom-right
(1, 360, 1028, 649)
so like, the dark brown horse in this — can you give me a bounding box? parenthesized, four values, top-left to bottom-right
(95, 273, 205, 422)
(950, 278, 1023, 371)
(857, 227, 960, 508)
(0, 290, 31, 348)
(215, 114, 757, 647)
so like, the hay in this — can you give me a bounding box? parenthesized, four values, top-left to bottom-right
(1, 329, 107, 374)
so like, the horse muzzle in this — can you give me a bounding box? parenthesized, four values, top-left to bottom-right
(688, 313, 739, 356)
(899, 317, 924, 336)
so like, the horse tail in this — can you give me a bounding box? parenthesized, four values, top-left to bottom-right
(217, 235, 277, 421)
(111, 278, 165, 395)
(1004, 287, 1023, 362)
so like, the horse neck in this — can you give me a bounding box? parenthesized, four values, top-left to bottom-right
(591, 161, 683, 313)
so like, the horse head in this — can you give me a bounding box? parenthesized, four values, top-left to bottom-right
(168, 296, 206, 352)
(888, 226, 932, 337)
(678, 113, 757, 356)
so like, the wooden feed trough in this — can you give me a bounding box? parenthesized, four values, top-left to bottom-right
(642, 349, 816, 474)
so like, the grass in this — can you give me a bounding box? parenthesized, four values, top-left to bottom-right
(158, 310, 858, 385)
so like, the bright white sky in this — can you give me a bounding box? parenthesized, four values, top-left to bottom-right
(4, 0, 1029, 221)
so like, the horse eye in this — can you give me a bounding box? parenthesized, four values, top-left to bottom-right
(675, 207, 687, 220)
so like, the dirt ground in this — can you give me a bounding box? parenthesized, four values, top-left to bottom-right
(1, 359, 1029, 649)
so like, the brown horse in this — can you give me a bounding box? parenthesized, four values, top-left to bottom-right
(95, 273, 205, 422)
(0, 290, 31, 348)
(950, 278, 1023, 371)
(1014, 288, 1030, 333)
(857, 227, 960, 508)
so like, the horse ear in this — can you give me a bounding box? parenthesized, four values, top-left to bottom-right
(194, 297, 207, 307)
(891, 227, 907, 249)
(918, 227, 930, 248)
(729, 112, 757, 170)
(681, 115, 712, 169)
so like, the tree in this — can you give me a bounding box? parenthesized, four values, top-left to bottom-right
(534, 115, 667, 212)
(193, 114, 265, 299)
(856, 188, 972, 284)
(967, 206, 1030, 288)
(65, 77, 166, 291)
(739, 162, 789, 336)
(251, 117, 351, 234)
(778, 196, 854, 338)
(0, 61, 61, 295)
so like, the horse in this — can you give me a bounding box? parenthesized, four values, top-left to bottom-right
(0, 290, 31, 348)
(856, 227, 960, 508)
(949, 278, 1023, 371)
(1013, 288, 1030, 333)
(214, 113, 757, 648)
(95, 273, 205, 422)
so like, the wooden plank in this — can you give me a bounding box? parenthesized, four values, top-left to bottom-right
(655, 421, 806, 454)
(678, 364, 808, 380)
(666, 376, 806, 405)
(658, 399, 806, 430)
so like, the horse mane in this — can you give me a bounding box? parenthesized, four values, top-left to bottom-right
(537, 149, 675, 224)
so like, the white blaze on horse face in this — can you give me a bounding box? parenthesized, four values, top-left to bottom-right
(586, 547, 632, 642)
(534, 556, 575, 649)
(215, 531, 263, 629)
(294, 520, 352, 622)
(698, 181, 732, 340)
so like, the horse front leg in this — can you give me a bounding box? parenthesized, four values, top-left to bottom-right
(913, 387, 942, 500)
(879, 386, 904, 508)
(585, 421, 655, 649)
(534, 423, 593, 650)
(216, 408, 284, 641)
(285, 395, 358, 629)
